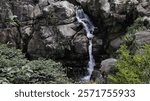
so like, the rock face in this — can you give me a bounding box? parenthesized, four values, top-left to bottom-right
(1, 0, 149, 59)
(0, 0, 81, 59)
(137, 1, 150, 16)
(76, 0, 150, 51)
(27, 1, 78, 59)
(0, 0, 104, 61)
(76, 0, 134, 31)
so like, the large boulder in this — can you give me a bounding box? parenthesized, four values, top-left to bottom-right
(98, 58, 117, 83)
(100, 58, 117, 74)
(27, 0, 103, 59)
(43, 1, 75, 25)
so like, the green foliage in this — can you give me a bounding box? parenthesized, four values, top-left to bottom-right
(0, 44, 71, 84)
(108, 44, 150, 84)
(17, 59, 71, 84)
(5, 15, 19, 26)
(123, 17, 146, 45)
(0, 44, 28, 83)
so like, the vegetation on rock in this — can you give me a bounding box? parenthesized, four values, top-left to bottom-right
(123, 17, 146, 45)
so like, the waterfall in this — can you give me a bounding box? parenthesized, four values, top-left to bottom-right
(76, 7, 95, 82)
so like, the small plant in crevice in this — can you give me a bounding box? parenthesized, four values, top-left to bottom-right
(5, 15, 20, 26)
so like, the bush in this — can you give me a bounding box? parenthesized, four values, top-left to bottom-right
(108, 44, 150, 84)
(0, 44, 71, 84)
(0, 44, 28, 83)
(17, 59, 71, 84)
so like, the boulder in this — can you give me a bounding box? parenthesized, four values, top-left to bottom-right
(110, 37, 121, 49)
(43, 1, 75, 25)
(27, 25, 70, 59)
(57, 23, 77, 38)
(135, 31, 150, 46)
(100, 58, 117, 74)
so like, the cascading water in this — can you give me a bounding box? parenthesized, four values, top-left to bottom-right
(76, 7, 95, 82)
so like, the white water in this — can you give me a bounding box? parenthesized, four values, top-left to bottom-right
(76, 7, 95, 82)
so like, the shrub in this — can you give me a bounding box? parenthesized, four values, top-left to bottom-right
(0, 44, 28, 83)
(108, 44, 150, 84)
(0, 44, 71, 84)
(17, 59, 71, 84)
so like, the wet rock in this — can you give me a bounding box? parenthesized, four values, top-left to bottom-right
(72, 34, 88, 55)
